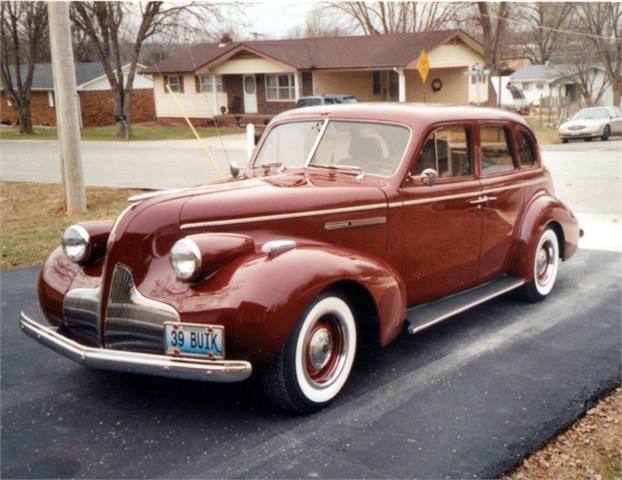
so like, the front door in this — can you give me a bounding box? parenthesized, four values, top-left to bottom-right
(392, 123, 482, 306)
(243, 75, 257, 113)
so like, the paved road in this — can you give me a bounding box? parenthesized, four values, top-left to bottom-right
(0, 135, 248, 189)
(1, 249, 620, 479)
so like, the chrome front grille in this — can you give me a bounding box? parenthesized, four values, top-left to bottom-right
(63, 286, 101, 343)
(104, 264, 179, 353)
(62, 264, 179, 353)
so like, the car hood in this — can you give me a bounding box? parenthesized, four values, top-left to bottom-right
(102, 171, 387, 287)
(561, 118, 606, 129)
(178, 172, 387, 229)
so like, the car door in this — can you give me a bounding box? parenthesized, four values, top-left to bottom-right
(610, 107, 622, 134)
(391, 123, 483, 306)
(476, 123, 526, 282)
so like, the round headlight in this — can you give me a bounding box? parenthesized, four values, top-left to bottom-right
(170, 238, 202, 280)
(62, 225, 90, 263)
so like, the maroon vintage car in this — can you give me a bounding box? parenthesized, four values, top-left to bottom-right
(21, 104, 582, 412)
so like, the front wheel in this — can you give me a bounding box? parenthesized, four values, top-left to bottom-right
(262, 292, 358, 413)
(523, 228, 560, 302)
(602, 125, 611, 141)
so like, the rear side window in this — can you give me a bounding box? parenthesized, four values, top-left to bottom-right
(480, 126, 515, 174)
(414, 126, 471, 179)
(517, 131, 537, 167)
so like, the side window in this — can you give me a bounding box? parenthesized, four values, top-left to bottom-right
(413, 126, 471, 179)
(480, 126, 515, 174)
(516, 131, 537, 167)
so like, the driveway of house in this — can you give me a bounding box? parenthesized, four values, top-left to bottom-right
(1, 248, 620, 479)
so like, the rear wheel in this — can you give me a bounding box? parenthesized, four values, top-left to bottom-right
(523, 228, 560, 302)
(561, 138, 569, 144)
(602, 125, 611, 141)
(262, 291, 357, 413)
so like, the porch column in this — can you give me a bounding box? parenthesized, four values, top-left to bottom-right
(397, 68, 406, 102)
(294, 72, 301, 101)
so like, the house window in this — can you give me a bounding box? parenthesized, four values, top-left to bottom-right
(536, 82, 544, 90)
(372, 71, 381, 96)
(48, 91, 55, 108)
(265, 74, 296, 101)
(522, 82, 530, 91)
(199, 75, 223, 93)
(165, 75, 182, 93)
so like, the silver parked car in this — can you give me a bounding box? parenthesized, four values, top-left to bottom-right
(558, 106, 622, 143)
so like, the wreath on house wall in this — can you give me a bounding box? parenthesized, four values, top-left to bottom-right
(431, 78, 443, 92)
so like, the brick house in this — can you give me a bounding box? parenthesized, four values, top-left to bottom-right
(142, 29, 488, 125)
(1, 63, 155, 128)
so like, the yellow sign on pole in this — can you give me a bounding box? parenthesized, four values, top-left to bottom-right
(416, 49, 430, 83)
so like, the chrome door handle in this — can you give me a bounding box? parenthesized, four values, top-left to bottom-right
(469, 197, 488, 205)
(469, 195, 497, 206)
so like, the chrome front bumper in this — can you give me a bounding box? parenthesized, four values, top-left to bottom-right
(19, 312, 252, 383)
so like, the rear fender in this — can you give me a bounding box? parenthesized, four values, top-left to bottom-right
(512, 192, 581, 280)
(177, 245, 406, 365)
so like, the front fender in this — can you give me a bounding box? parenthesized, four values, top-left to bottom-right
(173, 245, 406, 366)
(512, 192, 581, 280)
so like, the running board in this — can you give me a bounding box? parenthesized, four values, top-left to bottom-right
(406, 276, 525, 334)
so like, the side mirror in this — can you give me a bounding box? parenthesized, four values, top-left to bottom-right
(230, 161, 240, 178)
(420, 168, 439, 186)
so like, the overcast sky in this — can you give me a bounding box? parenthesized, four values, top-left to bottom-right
(242, 1, 316, 38)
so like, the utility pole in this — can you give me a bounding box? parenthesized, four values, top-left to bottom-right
(48, 1, 86, 214)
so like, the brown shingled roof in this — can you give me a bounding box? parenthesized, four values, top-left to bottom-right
(142, 29, 482, 74)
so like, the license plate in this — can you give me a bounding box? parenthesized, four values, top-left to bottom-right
(164, 322, 224, 359)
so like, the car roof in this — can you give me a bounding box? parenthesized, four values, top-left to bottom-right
(275, 103, 530, 129)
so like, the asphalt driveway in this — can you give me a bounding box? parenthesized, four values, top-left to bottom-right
(1, 248, 620, 479)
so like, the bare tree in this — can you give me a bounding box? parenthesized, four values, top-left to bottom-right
(473, 2, 511, 76)
(517, 2, 574, 65)
(326, 2, 462, 35)
(287, 6, 350, 38)
(71, 2, 222, 140)
(0, 2, 48, 135)
(573, 2, 622, 106)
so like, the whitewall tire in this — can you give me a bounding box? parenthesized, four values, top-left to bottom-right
(262, 291, 357, 413)
(523, 227, 560, 302)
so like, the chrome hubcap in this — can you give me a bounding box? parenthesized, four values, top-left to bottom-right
(536, 241, 554, 286)
(308, 327, 334, 370)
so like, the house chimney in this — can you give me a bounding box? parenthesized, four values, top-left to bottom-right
(219, 33, 232, 48)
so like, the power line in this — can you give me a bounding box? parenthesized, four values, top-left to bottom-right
(477, 11, 621, 43)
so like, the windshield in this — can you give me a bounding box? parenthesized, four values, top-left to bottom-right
(254, 121, 323, 168)
(337, 96, 358, 104)
(573, 108, 609, 120)
(309, 121, 410, 176)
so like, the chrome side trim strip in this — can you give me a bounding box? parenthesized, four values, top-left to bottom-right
(19, 312, 252, 383)
(402, 190, 480, 206)
(325, 216, 387, 230)
(395, 178, 548, 208)
(180, 203, 387, 230)
(481, 178, 547, 195)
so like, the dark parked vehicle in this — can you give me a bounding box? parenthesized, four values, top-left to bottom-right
(295, 95, 358, 108)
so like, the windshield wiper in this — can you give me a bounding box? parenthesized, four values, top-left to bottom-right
(253, 161, 286, 172)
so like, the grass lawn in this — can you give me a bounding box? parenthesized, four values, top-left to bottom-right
(0, 181, 141, 270)
(0, 122, 242, 141)
(525, 117, 561, 145)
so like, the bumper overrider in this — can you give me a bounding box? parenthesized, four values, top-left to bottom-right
(19, 312, 252, 383)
